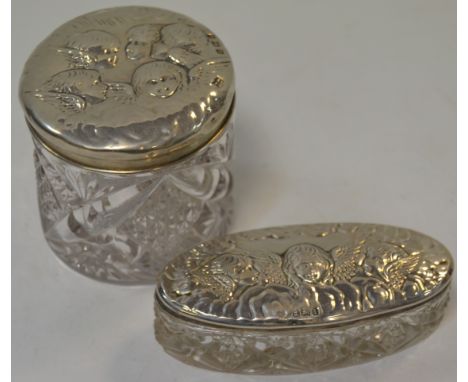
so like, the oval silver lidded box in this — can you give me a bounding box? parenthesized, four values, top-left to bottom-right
(155, 223, 453, 374)
(19, 6, 235, 283)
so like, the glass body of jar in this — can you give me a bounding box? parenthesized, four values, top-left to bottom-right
(32, 123, 234, 284)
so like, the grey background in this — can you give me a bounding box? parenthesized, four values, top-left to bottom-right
(12, 0, 456, 381)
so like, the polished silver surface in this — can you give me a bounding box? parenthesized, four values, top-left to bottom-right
(154, 223, 453, 374)
(20, 6, 235, 171)
(156, 223, 452, 328)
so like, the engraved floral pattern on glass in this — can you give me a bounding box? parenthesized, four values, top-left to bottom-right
(33, 124, 233, 283)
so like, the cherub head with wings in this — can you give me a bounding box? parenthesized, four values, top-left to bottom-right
(282, 243, 368, 289)
(34, 69, 108, 113)
(125, 24, 164, 61)
(283, 244, 335, 288)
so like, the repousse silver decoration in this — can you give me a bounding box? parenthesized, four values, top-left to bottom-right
(20, 6, 235, 283)
(20, 6, 235, 171)
(155, 223, 453, 374)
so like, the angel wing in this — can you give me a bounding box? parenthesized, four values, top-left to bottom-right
(251, 252, 287, 286)
(383, 252, 421, 291)
(331, 245, 366, 282)
(57, 48, 94, 69)
(190, 269, 236, 303)
(33, 92, 86, 113)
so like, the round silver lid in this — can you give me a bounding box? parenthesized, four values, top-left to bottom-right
(156, 223, 453, 329)
(20, 6, 235, 172)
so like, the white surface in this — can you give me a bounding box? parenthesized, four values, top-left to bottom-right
(12, 1, 456, 381)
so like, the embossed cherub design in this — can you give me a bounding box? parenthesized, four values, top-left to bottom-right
(123, 23, 214, 69)
(35, 69, 108, 113)
(362, 242, 424, 299)
(151, 23, 217, 69)
(34, 68, 139, 114)
(187, 250, 311, 321)
(58, 30, 120, 69)
(125, 24, 164, 60)
(132, 61, 187, 98)
(282, 243, 335, 287)
(35, 60, 190, 114)
(282, 243, 364, 315)
(191, 253, 260, 303)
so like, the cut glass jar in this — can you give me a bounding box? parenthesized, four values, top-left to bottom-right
(155, 223, 453, 374)
(19, 6, 235, 283)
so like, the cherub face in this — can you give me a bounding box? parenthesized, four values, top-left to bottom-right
(132, 61, 186, 98)
(294, 256, 332, 285)
(125, 24, 162, 60)
(283, 244, 334, 286)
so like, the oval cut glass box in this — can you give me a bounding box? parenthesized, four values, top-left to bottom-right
(19, 6, 235, 283)
(155, 223, 453, 374)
